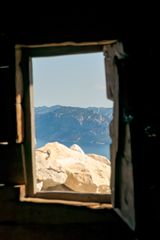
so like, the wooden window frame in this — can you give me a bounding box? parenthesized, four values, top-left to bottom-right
(15, 40, 135, 230)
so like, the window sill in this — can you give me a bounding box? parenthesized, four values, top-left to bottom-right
(20, 185, 112, 209)
(1, 185, 116, 225)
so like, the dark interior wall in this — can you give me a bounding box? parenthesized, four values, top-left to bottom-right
(0, 36, 16, 142)
(0, 8, 159, 239)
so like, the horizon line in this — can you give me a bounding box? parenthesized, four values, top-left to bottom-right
(35, 104, 113, 109)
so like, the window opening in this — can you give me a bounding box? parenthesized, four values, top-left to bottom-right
(32, 52, 113, 198)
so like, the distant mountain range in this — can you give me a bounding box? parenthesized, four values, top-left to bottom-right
(35, 105, 113, 148)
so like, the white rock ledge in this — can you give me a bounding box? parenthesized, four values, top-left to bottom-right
(35, 142, 111, 194)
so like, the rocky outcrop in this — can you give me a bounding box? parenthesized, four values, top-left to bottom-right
(35, 142, 111, 194)
(70, 144, 85, 154)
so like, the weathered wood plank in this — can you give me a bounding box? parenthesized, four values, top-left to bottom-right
(0, 185, 20, 201)
(0, 38, 16, 142)
(15, 47, 24, 143)
(103, 42, 135, 230)
(0, 221, 134, 240)
(0, 186, 114, 225)
(0, 144, 25, 184)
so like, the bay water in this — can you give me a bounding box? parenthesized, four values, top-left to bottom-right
(36, 140, 111, 160)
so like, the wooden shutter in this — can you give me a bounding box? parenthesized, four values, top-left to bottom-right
(103, 42, 135, 230)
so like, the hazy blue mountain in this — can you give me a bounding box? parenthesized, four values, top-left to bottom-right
(35, 105, 113, 156)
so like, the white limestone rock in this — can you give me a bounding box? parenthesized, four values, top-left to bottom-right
(70, 144, 84, 154)
(35, 142, 111, 193)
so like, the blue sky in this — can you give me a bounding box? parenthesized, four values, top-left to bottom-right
(32, 52, 113, 108)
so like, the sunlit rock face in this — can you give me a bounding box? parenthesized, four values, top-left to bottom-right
(70, 144, 85, 154)
(35, 142, 111, 194)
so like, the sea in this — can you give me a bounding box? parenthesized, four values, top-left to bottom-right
(36, 140, 111, 160)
